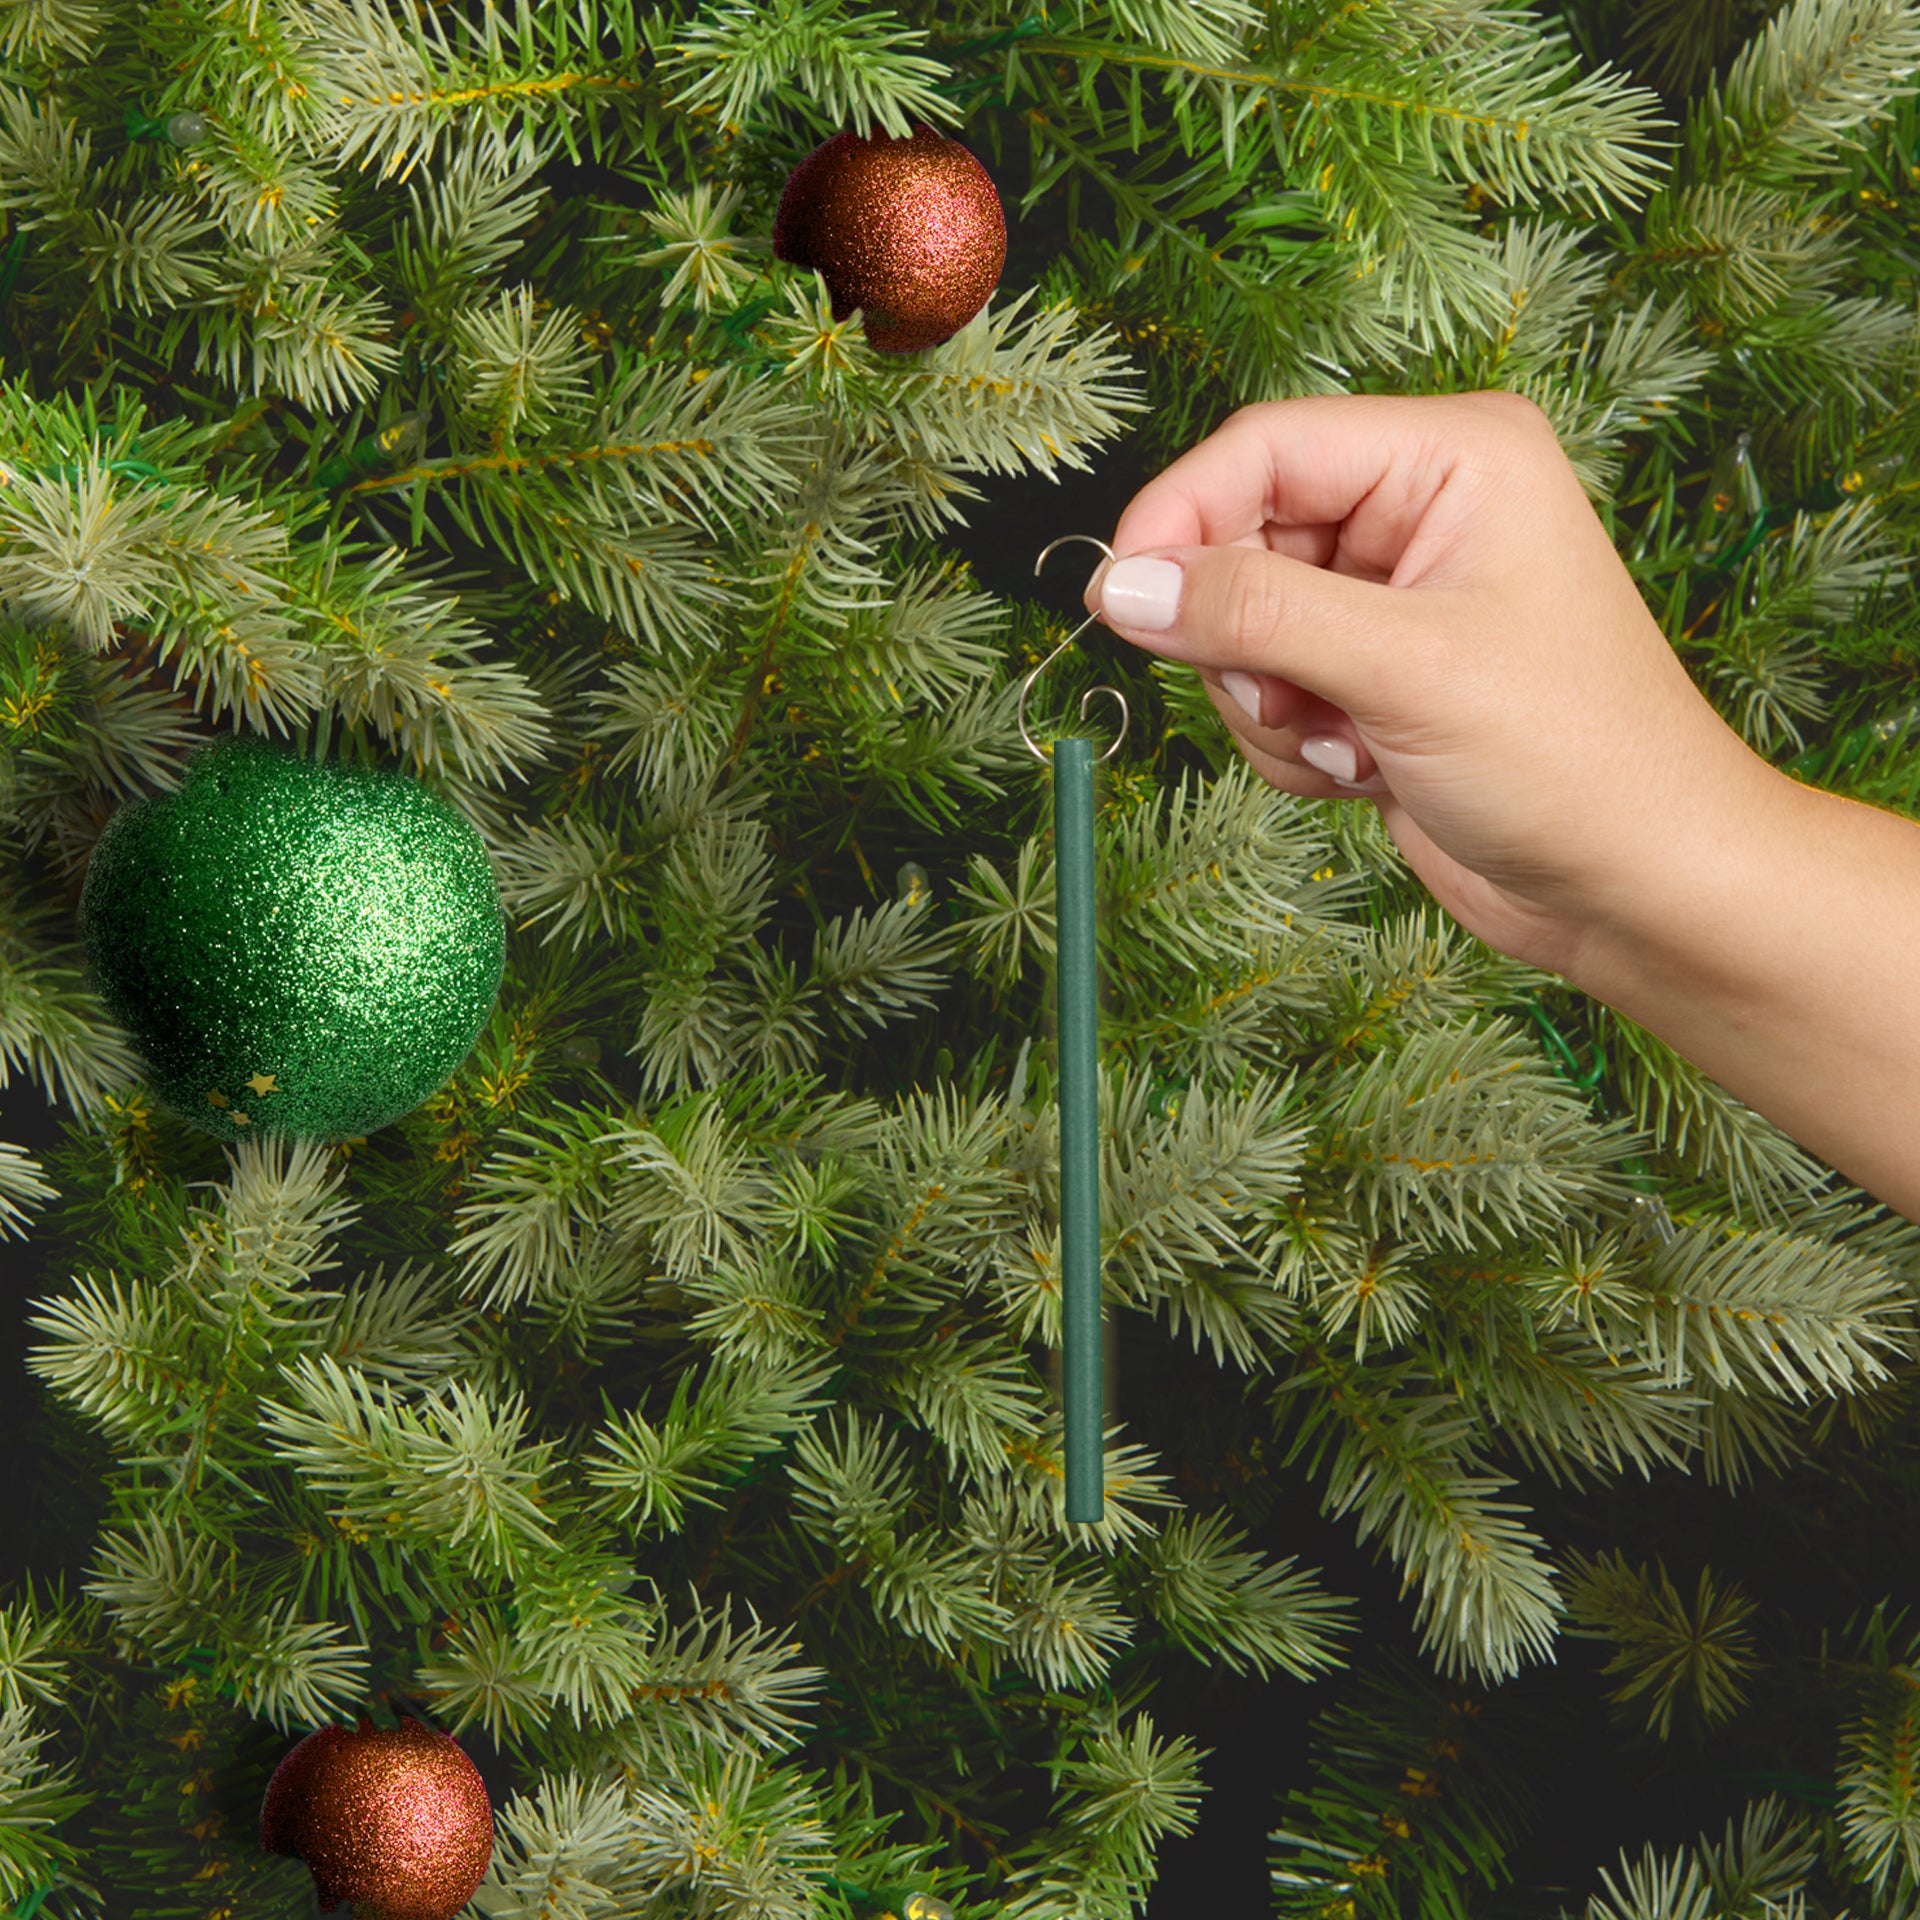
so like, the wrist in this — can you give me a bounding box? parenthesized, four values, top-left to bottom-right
(1558, 746, 1811, 1014)
(1554, 756, 1920, 1218)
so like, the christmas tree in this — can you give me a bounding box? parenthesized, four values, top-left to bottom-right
(5, 1, 1920, 1916)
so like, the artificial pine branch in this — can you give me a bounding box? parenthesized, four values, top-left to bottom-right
(6, 0, 1920, 1913)
(1562, 1549, 1761, 1739)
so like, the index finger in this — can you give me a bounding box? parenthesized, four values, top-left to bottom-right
(1087, 390, 1530, 607)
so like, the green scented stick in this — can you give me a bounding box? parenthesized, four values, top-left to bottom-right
(1054, 734, 1103, 1523)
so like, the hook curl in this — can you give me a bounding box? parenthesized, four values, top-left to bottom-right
(1021, 535, 1130, 767)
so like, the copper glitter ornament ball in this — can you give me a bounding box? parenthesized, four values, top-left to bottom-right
(261, 1717, 493, 1920)
(772, 123, 1006, 353)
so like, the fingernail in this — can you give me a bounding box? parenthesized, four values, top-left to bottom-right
(1099, 556, 1183, 633)
(1221, 670, 1263, 723)
(1299, 736, 1358, 784)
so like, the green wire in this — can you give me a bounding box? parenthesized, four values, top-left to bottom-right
(1519, 990, 1657, 1198)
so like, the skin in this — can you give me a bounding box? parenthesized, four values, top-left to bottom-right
(1082, 390, 1920, 1222)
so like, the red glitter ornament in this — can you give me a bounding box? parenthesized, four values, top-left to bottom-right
(772, 123, 1007, 353)
(261, 1716, 493, 1920)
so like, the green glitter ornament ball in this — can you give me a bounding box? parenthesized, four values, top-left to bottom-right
(79, 734, 505, 1143)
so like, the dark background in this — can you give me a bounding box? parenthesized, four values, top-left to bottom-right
(0, 378, 1780, 1920)
(1, 60, 1902, 1918)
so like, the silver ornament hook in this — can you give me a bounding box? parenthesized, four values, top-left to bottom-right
(1021, 535, 1131, 767)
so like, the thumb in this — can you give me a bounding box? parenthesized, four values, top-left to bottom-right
(1085, 544, 1448, 722)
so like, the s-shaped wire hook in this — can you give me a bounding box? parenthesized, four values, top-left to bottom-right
(1021, 535, 1131, 766)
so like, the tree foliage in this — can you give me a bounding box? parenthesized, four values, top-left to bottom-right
(2, 1, 1920, 1917)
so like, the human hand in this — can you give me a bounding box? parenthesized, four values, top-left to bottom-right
(1082, 391, 1786, 983)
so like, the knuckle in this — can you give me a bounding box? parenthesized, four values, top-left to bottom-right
(1215, 548, 1288, 652)
(1451, 389, 1563, 489)
(1466, 387, 1553, 434)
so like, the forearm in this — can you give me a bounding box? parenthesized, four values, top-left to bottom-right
(1564, 766, 1920, 1223)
